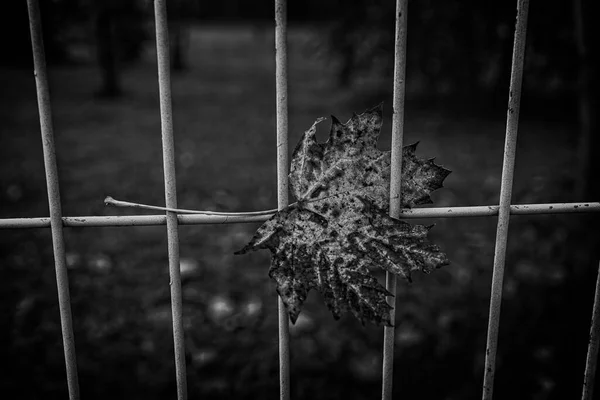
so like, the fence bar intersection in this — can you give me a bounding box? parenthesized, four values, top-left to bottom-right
(482, 0, 530, 399)
(275, 0, 291, 398)
(382, 0, 408, 398)
(25, 1, 80, 399)
(153, 1, 188, 399)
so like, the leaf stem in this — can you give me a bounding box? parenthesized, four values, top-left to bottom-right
(104, 196, 284, 216)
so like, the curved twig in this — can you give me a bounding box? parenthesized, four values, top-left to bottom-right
(104, 196, 283, 216)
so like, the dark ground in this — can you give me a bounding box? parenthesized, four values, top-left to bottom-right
(0, 25, 596, 399)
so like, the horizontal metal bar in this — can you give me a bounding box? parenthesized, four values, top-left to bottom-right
(1, 202, 599, 229)
(0, 214, 269, 228)
(400, 202, 600, 218)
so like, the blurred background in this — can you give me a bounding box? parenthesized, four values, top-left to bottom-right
(1, 0, 598, 399)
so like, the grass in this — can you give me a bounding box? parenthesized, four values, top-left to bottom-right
(0, 24, 592, 399)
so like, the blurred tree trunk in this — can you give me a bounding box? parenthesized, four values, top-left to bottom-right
(574, 0, 598, 202)
(169, 0, 190, 72)
(545, 7, 599, 395)
(550, 4, 599, 390)
(95, 5, 121, 97)
(170, 20, 188, 72)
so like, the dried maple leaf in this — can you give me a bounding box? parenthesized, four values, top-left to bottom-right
(236, 104, 450, 326)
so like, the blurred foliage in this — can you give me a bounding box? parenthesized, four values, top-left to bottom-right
(2, 0, 589, 116)
(0, 0, 149, 67)
(325, 0, 582, 115)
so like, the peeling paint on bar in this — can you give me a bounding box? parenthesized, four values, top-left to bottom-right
(399, 202, 600, 218)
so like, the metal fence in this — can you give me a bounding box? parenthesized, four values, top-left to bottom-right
(2, 0, 600, 399)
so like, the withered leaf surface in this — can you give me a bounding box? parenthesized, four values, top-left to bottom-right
(236, 104, 450, 326)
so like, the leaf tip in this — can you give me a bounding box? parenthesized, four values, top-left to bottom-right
(404, 141, 419, 154)
(365, 102, 384, 116)
(441, 166, 452, 179)
(306, 117, 326, 138)
(233, 244, 254, 255)
(313, 116, 327, 126)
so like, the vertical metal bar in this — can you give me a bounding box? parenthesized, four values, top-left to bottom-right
(481, 1, 529, 399)
(382, 0, 408, 399)
(275, 0, 290, 399)
(26, 1, 80, 399)
(153, 1, 187, 399)
(582, 263, 600, 400)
